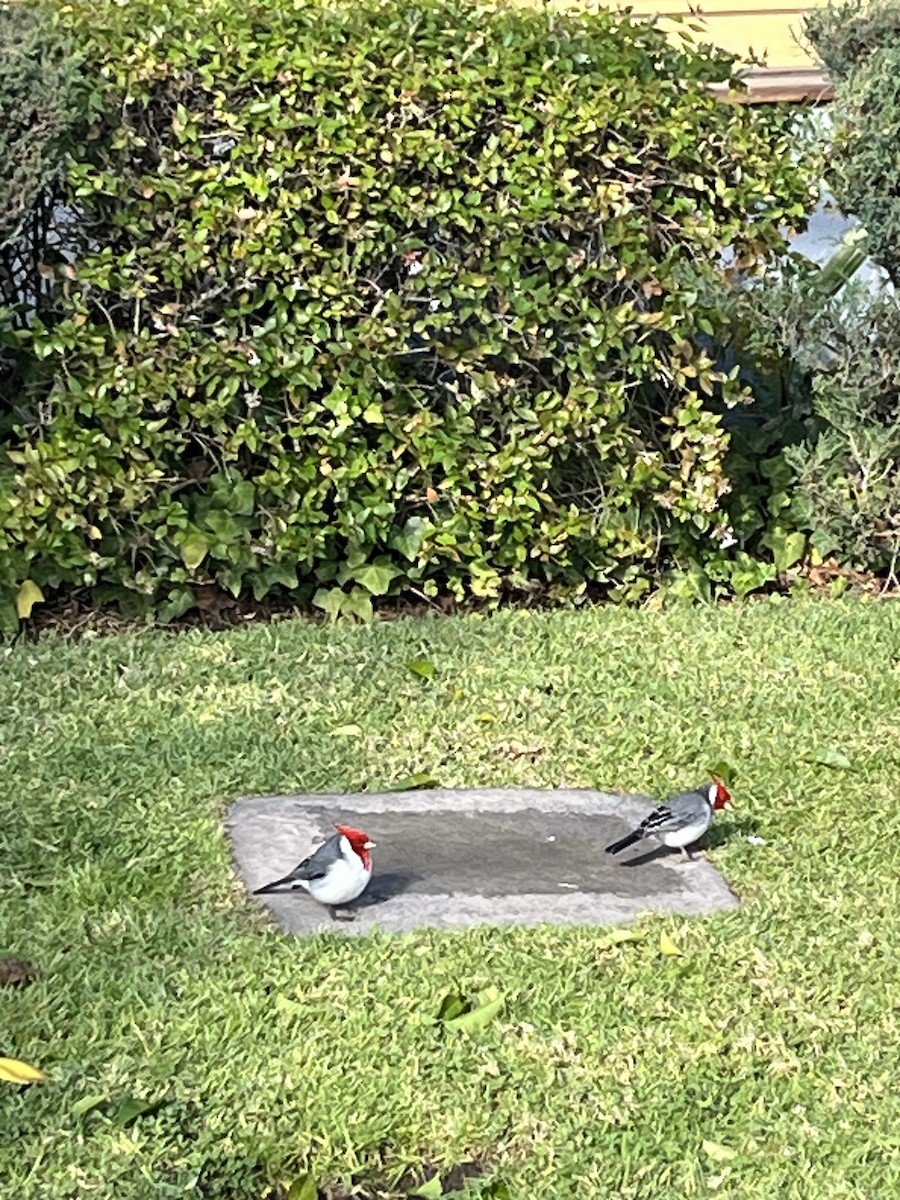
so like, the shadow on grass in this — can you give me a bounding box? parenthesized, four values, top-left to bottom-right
(312, 1158, 489, 1199)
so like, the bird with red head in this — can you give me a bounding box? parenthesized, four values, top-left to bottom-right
(606, 778, 734, 862)
(254, 822, 376, 920)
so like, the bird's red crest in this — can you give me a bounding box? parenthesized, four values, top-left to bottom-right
(334, 823, 375, 866)
(712, 779, 733, 810)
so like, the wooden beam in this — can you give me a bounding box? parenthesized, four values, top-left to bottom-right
(713, 67, 833, 102)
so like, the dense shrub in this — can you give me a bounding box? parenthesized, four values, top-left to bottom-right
(0, 3, 74, 256)
(806, 1, 900, 287)
(780, 1, 900, 577)
(0, 0, 815, 620)
(0, 1, 76, 438)
(710, 248, 900, 581)
(805, 0, 900, 81)
(784, 288, 900, 575)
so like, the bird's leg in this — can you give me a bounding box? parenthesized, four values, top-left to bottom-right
(680, 847, 693, 863)
(328, 906, 356, 922)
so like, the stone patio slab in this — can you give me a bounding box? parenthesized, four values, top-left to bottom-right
(226, 788, 739, 936)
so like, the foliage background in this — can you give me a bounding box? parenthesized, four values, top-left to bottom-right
(0, 0, 816, 622)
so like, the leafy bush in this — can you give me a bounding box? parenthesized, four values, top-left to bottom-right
(805, 1, 900, 287)
(781, 2, 900, 577)
(0, 0, 815, 619)
(0, 3, 74, 254)
(784, 288, 900, 574)
(805, 0, 900, 79)
(708, 234, 900, 580)
(0, 1, 77, 437)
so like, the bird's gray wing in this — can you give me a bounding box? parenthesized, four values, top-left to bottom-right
(288, 832, 343, 881)
(640, 791, 704, 834)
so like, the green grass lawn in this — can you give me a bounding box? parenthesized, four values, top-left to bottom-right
(2, 597, 900, 1199)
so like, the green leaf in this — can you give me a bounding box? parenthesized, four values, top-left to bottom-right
(312, 587, 345, 620)
(15, 580, 44, 620)
(409, 1175, 443, 1199)
(407, 658, 435, 680)
(110, 1096, 162, 1128)
(341, 588, 374, 623)
(392, 516, 429, 561)
(777, 531, 806, 573)
(330, 724, 363, 737)
(729, 553, 776, 599)
(353, 563, 396, 596)
(764, 526, 807, 573)
(260, 562, 299, 591)
(807, 747, 853, 770)
(481, 1183, 512, 1200)
(218, 567, 244, 599)
(230, 479, 256, 516)
(702, 1139, 738, 1162)
(287, 1172, 318, 1200)
(436, 992, 468, 1022)
(157, 587, 196, 624)
(596, 927, 645, 950)
(72, 1093, 107, 1116)
(385, 772, 439, 792)
(659, 932, 683, 957)
(709, 760, 735, 786)
(179, 533, 210, 571)
(443, 985, 505, 1033)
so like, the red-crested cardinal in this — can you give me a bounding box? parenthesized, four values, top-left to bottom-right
(605, 779, 733, 861)
(253, 823, 375, 920)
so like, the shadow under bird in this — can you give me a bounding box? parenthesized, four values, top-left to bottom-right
(253, 823, 375, 920)
(605, 779, 733, 861)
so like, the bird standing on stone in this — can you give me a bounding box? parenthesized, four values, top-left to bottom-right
(605, 779, 733, 861)
(253, 823, 376, 920)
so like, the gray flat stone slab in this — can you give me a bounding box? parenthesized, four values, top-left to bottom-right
(227, 788, 739, 936)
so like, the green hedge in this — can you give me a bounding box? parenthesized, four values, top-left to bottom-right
(0, 1, 77, 447)
(806, 1, 900, 289)
(0, 0, 814, 620)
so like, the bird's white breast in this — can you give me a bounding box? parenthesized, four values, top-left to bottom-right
(660, 813, 712, 849)
(307, 850, 372, 906)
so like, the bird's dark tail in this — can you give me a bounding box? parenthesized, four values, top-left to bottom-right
(605, 829, 642, 856)
(253, 873, 300, 895)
